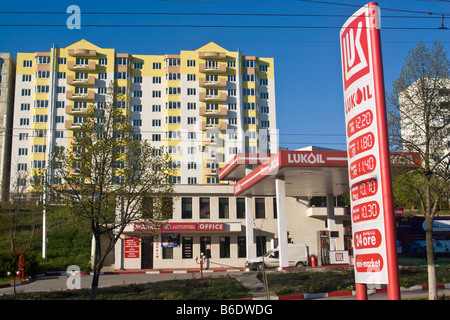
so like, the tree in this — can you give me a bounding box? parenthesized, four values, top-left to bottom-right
(49, 83, 174, 300)
(388, 40, 450, 300)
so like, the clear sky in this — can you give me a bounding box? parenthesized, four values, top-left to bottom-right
(1, 0, 449, 150)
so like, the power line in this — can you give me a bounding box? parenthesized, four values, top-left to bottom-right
(0, 24, 446, 30)
(0, 11, 442, 18)
(296, 0, 450, 16)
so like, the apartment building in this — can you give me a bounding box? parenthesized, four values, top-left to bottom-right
(0, 53, 16, 201)
(10, 39, 277, 196)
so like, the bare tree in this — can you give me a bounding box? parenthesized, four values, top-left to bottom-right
(388, 40, 450, 300)
(49, 83, 174, 300)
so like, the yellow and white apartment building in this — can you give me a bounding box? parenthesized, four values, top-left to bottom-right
(10, 39, 276, 193)
(9, 40, 304, 270)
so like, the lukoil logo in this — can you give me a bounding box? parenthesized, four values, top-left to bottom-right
(287, 153, 325, 165)
(341, 11, 370, 90)
(345, 84, 373, 115)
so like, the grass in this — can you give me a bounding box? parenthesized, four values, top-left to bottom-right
(0, 275, 249, 300)
(258, 265, 450, 297)
(0, 204, 92, 274)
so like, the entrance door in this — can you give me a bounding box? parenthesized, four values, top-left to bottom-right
(141, 237, 153, 269)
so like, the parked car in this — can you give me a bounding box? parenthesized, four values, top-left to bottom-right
(245, 243, 309, 271)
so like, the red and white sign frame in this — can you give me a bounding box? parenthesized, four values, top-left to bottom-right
(340, 2, 399, 298)
(233, 150, 348, 195)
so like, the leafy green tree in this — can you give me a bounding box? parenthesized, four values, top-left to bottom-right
(388, 40, 450, 300)
(49, 83, 174, 299)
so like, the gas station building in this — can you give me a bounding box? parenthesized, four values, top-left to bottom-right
(113, 147, 354, 270)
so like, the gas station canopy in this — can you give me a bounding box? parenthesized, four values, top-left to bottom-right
(220, 150, 350, 197)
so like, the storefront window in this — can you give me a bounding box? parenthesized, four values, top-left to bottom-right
(200, 236, 211, 258)
(220, 236, 230, 258)
(200, 198, 210, 219)
(256, 236, 266, 256)
(238, 236, 246, 258)
(163, 247, 173, 259)
(182, 237, 193, 259)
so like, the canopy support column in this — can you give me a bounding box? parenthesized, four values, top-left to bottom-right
(275, 176, 289, 269)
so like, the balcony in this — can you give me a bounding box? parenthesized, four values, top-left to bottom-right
(199, 77, 227, 88)
(199, 92, 227, 102)
(65, 120, 82, 130)
(199, 106, 228, 116)
(201, 120, 228, 131)
(204, 167, 219, 175)
(199, 63, 227, 73)
(198, 52, 227, 60)
(67, 61, 97, 71)
(68, 49, 97, 57)
(203, 136, 223, 147)
(65, 105, 89, 115)
(203, 152, 223, 161)
(66, 90, 95, 101)
(67, 75, 95, 86)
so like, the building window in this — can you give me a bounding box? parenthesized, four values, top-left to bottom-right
(200, 198, 210, 219)
(182, 197, 192, 219)
(256, 236, 267, 256)
(238, 236, 246, 258)
(236, 198, 245, 219)
(255, 198, 265, 219)
(220, 236, 230, 258)
(273, 198, 278, 219)
(141, 197, 153, 219)
(182, 237, 193, 259)
(187, 60, 196, 67)
(153, 62, 161, 69)
(163, 247, 173, 259)
(219, 198, 229, 219)
(200, 237, 211, 258)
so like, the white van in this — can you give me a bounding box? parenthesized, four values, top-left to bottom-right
(245, 243, 309, 271)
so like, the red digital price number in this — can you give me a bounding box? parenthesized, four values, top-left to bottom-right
(351, 177, 378, 201)
(348, 131, 375, 159)
(350, 154, 376, 180)
(354, 229, 382, 249)
(347, 109, 373, 138)
(352, 200, 380, 223)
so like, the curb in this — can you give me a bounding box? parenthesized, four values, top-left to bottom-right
(37, 268, 245, 277)
(242, 283, 450, 300)
(0, 277, 31, 289)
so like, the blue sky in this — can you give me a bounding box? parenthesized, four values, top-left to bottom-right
(1, 0, 449, 150)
